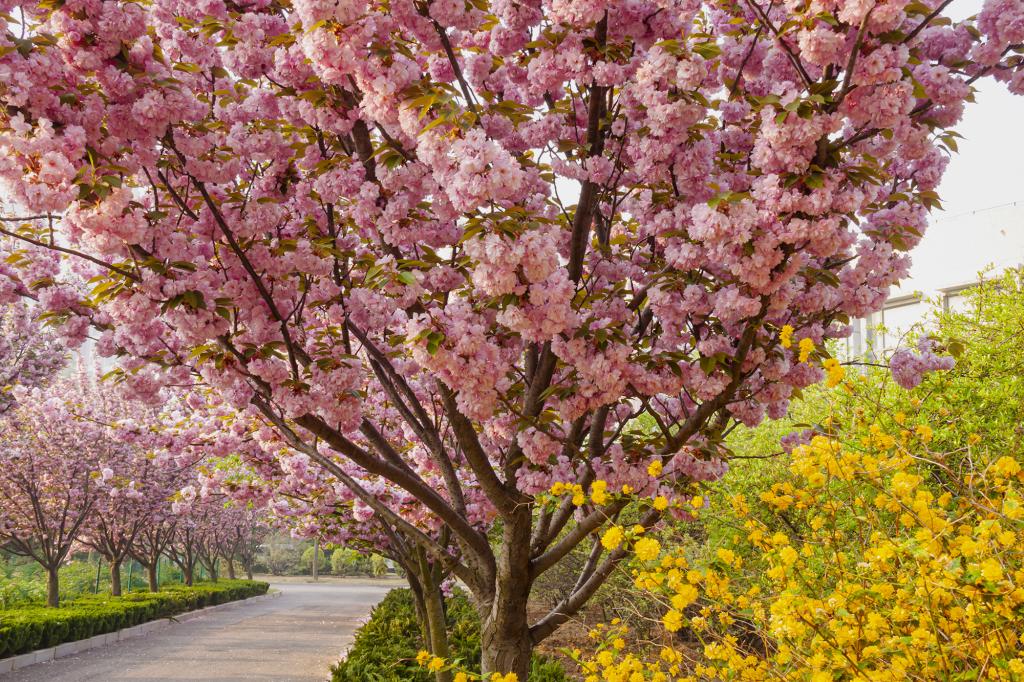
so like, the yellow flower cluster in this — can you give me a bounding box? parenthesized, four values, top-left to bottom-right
(779, 324, 794, 349)
(549, 478, 683, 517)
(576, 416, 1024, 681)
(600, 525, 662, 561)
(822, 357, 845, 387)
(797, 337, 815, 363)
(778, 325, 844, 386)
(414, 651, 516, 682)
(575, 621, 679, 682)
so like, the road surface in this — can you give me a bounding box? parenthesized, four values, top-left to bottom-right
(1, 582, 390, 682)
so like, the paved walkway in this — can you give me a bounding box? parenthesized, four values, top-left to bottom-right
(1, 582, 391, 682)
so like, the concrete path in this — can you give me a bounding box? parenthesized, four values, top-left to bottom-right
(1, 582, 390, 682)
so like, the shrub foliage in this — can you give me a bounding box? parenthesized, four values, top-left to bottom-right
(0, 580, 269, 658)
(332, 588, 567, 682)
(574, 276, 1024, 680)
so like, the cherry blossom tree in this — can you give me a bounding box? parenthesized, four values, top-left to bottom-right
(130, 513, 178, 592)
(82, 453, 177, 595)
(165, 508, 204, 587)
(0, 381, 110, 606)
(0, 0, 1021, 673)
(72, 386, 182, 595)
(220, 435, 466, 682)
(216, 507, 267, 580)
(0, 304, 64, 413)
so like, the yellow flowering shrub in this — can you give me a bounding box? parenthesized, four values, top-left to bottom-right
(576, 397, 1024, 681)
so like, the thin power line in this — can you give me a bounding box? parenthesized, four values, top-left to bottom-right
(930, 199, 1022, 224)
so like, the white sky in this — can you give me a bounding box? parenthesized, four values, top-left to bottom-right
(935, 80, 1024, 218)
(894, 76, 1024, 299)
(933, 0, 1023, 217)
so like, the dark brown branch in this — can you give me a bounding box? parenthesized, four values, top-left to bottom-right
(530, 508, 662, 642)
(530, 498, 629, 577)
(833, 8, 875, 110)
(292, 411, 494, 571)
(566, 14, 609, 284)
(169, 142, 310, 375)
(0, 225, 140, 282)
(253, 397, 480, 587)
(903, 0, 955, 44)
(437, 383, 519, 515)
(741, 0, 813, 89)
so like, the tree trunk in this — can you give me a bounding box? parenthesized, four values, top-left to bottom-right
(110, 559, 123, 596)
(183, 564, 194, 586)
(46, 566, 60, 608)
(408, 550, 453, 682)
(245, 564, 253, 580)
(406, 570, 430, 646)
(480, 509, 533, 680)
(480, 608, 532, 680)
(147, 563, 159, 592)
(422, 580, 454, 682)
(226, 558, 236, 580)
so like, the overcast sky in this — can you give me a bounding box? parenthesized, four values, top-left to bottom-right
(937, 0, 1023, 216)
(936, 79, 1024, 218)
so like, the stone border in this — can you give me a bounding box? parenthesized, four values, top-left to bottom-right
(0, 590, 281, 675)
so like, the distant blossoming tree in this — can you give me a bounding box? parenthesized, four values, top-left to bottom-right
(215, 426, 469, 682)
(0, 381, 110, 606)
(0, 304, 64, 413)
(81, 435, 176, 596)
(0, 0, 1021, 672)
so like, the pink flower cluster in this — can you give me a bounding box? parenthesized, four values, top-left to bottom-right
(889, 337, 956, 390)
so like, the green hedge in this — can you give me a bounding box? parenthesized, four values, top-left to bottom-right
(331, 588, 567, 681)
(0, 579, 269, 658)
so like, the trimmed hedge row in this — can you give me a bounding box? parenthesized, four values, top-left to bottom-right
(331, 588, 568, 681)
(0, 579, 269, 658)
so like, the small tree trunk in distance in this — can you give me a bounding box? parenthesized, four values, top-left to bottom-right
(406, 570, 430, 647)
(226, 558, 236, 580)
(423, 582, 454, 682)
(411, 549, 453, 682)
(46, 565, 60, 608)
(109, 559, 123, 597)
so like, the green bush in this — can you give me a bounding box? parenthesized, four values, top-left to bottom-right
(301, 546, 330, 574)
(0, 579, 269, 658)
(329, 548, 373, 576)
(331, 588, 567, 681)
(369, 554, 389, 577)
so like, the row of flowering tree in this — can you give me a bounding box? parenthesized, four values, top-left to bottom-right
(0, 370, 264, 606)
(0, 0, 1020, 675)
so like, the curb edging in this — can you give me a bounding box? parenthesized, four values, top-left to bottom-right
(0, 590, 281, 675)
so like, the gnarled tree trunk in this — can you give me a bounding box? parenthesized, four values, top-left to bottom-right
(479, 509, 533, 680)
